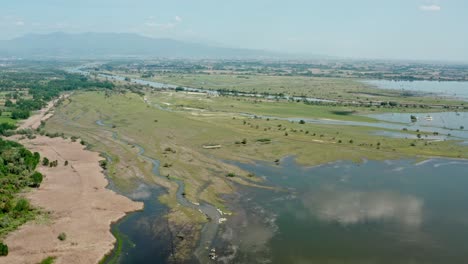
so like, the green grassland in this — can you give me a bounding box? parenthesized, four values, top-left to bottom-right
(44, 89, 468, 260)
(45, 90, 468, 202)
(114, 72, 467, 106)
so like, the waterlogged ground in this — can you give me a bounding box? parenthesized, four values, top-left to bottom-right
(215, 157, 468, 264)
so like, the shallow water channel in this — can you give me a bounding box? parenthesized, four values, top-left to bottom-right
(96, 120, 221, 263)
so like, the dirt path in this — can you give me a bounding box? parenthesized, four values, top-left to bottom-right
(1, 100, 143, 264)
(18, 95, 68, 130)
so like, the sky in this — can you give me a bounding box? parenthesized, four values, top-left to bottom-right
(1, 0, 467, 61)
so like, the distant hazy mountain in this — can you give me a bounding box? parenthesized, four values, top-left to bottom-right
(0, 32, 281, 59)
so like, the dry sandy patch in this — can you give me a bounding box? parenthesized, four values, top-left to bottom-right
(0, 136, 143, 264)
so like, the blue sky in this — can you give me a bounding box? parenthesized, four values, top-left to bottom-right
(1, 0, 467, 61)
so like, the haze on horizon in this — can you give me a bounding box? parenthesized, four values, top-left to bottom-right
(1, 0, 467, 62)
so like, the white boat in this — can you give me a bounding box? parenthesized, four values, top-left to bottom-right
(425, 115, 433, 121)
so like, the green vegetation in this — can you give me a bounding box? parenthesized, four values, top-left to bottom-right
(0, 123, 16, 136)
(0, 138, 42, 247)
(57, 232, 67, 241)
(0, 242, 8, 256)
(0, 70, 115, 125)
(39, 256, 56, 264)
(121, 72, 467, 107)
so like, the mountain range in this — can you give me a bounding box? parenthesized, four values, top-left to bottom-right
(0, 32, 281, 59)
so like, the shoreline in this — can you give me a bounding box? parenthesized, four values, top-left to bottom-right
(0, 96, 143, 264)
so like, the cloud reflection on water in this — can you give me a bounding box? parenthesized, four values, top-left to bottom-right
(303, 189, 423, 227)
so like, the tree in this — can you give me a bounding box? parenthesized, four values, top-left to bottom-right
(11, 110, 30, 120)
(42, 157, 50, 166)
(30, 172, 43, 187)
(4, 99, 14, 107)
(299, 120, 306, 124)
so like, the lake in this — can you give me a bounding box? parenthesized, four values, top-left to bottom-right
(215, 157, 468, 263)
(365, 80, 468, 100)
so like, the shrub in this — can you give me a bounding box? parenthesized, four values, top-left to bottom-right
(42, 157, 50, 166)
(40, 256, 56, 264)
(30, 172, 43, 187)
(0, 243, 8, 256)
(99, 160, 107, 170)
(57, 232, 67, 241)
(226, 173, 236, 178)
(14, 198, 30, 212)
(299, 120, 306, 124)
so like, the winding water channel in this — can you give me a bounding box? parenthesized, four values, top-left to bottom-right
(96, 120, 221, 263)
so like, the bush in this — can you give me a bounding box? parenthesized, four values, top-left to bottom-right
(40, 256, 56, 264)
(42, 157, 50, 166)
(57, 232, 67, 241)
(99, 160, 107, 170)
(30, 172, 43, 187)
(0, 242, 8, 256)
(299, 120, 306, 124)
(14, 199, 30, 212)
(226, 173, 236, 178)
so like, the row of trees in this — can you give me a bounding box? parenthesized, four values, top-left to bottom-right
(2, 72, 116, 122)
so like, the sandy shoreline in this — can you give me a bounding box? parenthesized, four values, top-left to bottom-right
(1, 98, 143, 264)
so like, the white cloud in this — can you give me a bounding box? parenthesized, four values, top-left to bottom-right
(144, 21, 176, 30)
(303, 189, 423, 227)
(15, 20, 25, 26)
(419, 4, 441, 11)
(144, 16, 182, 31)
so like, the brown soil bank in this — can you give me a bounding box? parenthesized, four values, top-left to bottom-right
(0, 136, 143, 264)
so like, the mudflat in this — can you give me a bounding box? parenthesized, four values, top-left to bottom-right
(0, 136, 143, 264)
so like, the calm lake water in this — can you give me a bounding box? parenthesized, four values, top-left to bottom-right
(216, 157, 468, 264)
(365, 80, 468, 100)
